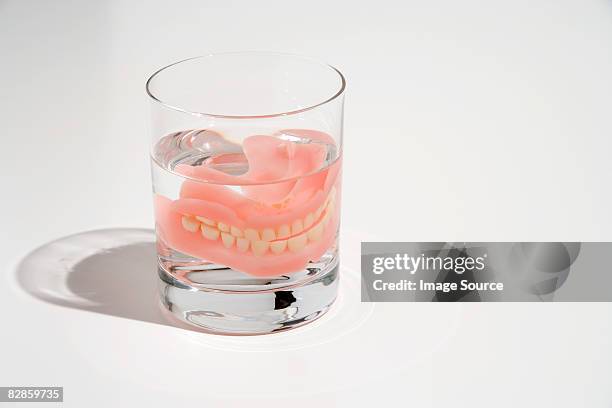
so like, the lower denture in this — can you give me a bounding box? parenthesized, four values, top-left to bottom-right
(177, 189, 336, 256)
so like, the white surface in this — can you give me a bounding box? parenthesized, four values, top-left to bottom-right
(1, 0, 612, 406)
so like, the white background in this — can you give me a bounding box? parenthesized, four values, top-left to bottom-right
(2, 0, 612, 406)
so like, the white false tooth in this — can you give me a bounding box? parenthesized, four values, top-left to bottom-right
(218, 222, 230, 232)
(261, 228, 276, 241)
(323, 209, 332, 226)
(315, 205, 324, 219)
(252, 240, 269, 256)
(326, 187, 336, 204)
(307, 222, 324, 242)
(270, 240, 287, 254)
(237, 238, 250, 252)
(291, 219, 304, 235)
(327, 199, 336, 215)
(288, 234, 307, 253)
(244, 228, 260, 241)
(304, 213, 315, 229)
(230, 226, 243, 237)
(195, 216, 216, 226)
(221, 232, 235, 248)
(277, 224, 291, 239)
(181, 216, 200, 232)
(201, 225, 220, 240)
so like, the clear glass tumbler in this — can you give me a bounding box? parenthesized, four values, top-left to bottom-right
(146, 52, 345, 334)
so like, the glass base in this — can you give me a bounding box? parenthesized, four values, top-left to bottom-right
(157, 256, 339, 335)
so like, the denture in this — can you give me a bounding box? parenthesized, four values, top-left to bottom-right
(154, 129, 341, 277)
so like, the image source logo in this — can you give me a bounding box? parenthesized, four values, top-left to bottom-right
(372, 252, 486, 275)
(361, 242, 600, 302)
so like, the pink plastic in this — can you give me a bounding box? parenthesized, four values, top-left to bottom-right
(154, 129, 341, 277)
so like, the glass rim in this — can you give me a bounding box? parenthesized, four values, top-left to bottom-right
(145, 51, 346, 119)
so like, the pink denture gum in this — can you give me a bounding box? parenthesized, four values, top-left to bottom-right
(154, 129, 341, 277)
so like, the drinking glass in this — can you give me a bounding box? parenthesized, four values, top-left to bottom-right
(146, 52, 345, 334)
